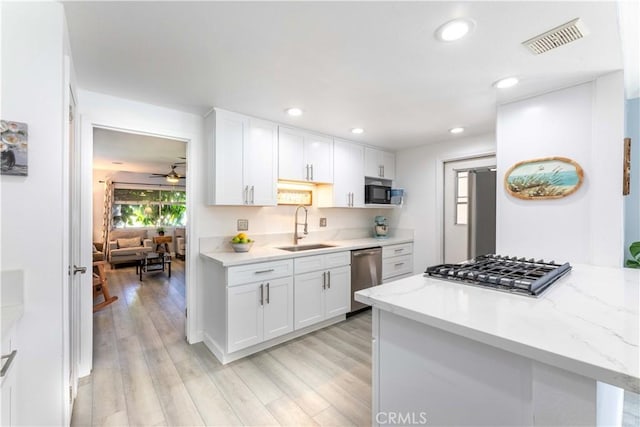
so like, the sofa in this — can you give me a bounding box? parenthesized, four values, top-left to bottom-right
(108, 229, 153, 267)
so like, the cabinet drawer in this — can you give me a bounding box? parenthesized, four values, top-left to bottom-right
(382, 254, 413, 279)
(228, 259, 293, 286)
(294, 251, 350, 274)
(383, 243, 413, 259)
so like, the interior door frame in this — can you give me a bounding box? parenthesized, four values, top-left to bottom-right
(436, 152, 495, 264)
(77, 116, 195, 377)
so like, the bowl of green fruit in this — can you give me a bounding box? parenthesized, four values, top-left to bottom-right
(230, 233, 254, 252)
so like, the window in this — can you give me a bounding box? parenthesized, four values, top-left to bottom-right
(455, 171, 468, 225)
(112, 187, 186, 228)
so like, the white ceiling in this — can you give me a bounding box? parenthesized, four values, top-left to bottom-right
(65, 1, 626, 151)
(93, 128, 186, 175)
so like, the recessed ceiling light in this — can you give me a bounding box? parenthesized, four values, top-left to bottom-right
(493, 77, 519, 89)
(449, 127, 465, 134)
(286, 107, 303, 117)
(435, 19, 475, 42)
(351, 128, 364, 134)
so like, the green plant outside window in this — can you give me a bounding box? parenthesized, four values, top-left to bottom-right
(112, 188, 186, 228)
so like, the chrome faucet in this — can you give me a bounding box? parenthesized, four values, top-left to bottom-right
(294, 205, 308, 244)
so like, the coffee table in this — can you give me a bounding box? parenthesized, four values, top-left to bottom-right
(137, 252, 171, 281)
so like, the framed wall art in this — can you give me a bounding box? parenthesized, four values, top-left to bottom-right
(504, 156, 584, 200)
(1, 120, 28, 176)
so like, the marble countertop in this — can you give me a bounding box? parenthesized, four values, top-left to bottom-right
(200, 236, 413, 267)
(355, 264, 640, 393)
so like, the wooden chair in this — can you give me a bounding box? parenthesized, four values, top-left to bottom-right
(93, 261, 118, 312)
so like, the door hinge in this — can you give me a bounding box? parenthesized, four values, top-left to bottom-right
(185, 308, 187, 318)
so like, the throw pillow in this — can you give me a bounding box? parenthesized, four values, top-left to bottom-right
(117, 237, 141, 249)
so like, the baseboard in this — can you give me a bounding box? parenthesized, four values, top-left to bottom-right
(202, 314, 347, 365)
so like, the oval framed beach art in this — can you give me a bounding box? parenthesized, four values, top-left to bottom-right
(504, 156, 584, 200)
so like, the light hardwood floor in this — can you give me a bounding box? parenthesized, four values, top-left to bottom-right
(71, 260, 373, 426)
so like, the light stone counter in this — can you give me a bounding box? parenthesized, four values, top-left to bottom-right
(355, 264, 640, 393)
(200, 235, 414, 267)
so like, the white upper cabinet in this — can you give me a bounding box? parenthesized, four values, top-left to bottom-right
(364, 147, 395, 180)
(319, 139, 364, 207)
(278, 127, 333, 183)
(207, 109, 278, 205)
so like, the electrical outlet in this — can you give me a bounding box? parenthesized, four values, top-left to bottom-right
(319, 217, 327, 227)
(237, 219, 249, 231)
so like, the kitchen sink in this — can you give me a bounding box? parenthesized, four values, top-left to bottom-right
(277, 243, 336, 252)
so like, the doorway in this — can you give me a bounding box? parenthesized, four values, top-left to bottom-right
(443, 156, 496, 264)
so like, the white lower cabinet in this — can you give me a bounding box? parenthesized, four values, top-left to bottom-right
(294, 252, 350, 330)
(227, 276, 293, 353)
(382, 242, 414, 283)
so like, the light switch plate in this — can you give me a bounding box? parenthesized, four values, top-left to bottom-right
(319, 217, 327, 227)
(237, 219, 249, 231)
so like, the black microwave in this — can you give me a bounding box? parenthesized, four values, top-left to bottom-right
(365, 184, 391, 204)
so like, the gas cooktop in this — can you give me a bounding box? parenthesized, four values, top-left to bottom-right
(424, 254, 571, 297)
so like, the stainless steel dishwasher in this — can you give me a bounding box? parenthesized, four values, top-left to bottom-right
(350, 247, 382, 312)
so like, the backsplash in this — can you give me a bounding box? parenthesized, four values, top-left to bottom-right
(199, 227, 414, 253)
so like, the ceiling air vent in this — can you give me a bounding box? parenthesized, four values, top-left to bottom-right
(522, 18, 588, 55)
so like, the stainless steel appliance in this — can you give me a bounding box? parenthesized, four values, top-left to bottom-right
(351, 247, 382, 311)
(365, 184, 391, 204)
(425, 254, 571, 297)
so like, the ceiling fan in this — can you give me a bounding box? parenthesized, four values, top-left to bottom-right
(150, 162, 186, 183)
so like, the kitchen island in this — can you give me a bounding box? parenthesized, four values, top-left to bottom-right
(355, 264, 639, 426)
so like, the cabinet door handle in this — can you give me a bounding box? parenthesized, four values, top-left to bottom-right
(1, 350, 17, 377)
(254, 268, 275, 274)
(394, 262, 405, 267)
(266, 282, 270, 304)
(260, 283, 264, 306)
(394, 248, 404, 253)
(322, 271, 326, 289)
(244, 185, 249, 204)
(382, 165, 385, 177)
(311, 164, 314, 181)
(327, 270, 331, 288)
(250, 185, 255, 204)
(305, 164, 309, 181)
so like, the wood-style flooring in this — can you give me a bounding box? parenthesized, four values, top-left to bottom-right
(71, 261, 640, 427)
(71, 260, 373, 426)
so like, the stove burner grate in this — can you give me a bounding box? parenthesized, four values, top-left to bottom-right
(424, 254, 571, 297)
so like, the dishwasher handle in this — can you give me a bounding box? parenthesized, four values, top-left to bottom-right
(352, 248, 382, 257)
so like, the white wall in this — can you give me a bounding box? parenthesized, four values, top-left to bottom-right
(624, 97, 640, 258)
(496, 73, 625, 267)
(394, 134, 496, 271)
(1, 3, 67, 425)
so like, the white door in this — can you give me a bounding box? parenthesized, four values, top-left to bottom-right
(214, 110, 246, 205)
(443, 156, 496, 263)
(227, 283, 263, 353)
(364, 147, 381, 178)
(67, 87, 83, 419)
(380, 150, 395, 180)
(245, 119, 278, 206)
(263, 277, 294, 341)
(323, 266, 350, 318)
(333, 139, 364, 207)
(304, 134, 333, 183)
(278, 127, 305, 181)
(293, 271, 325, 329)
